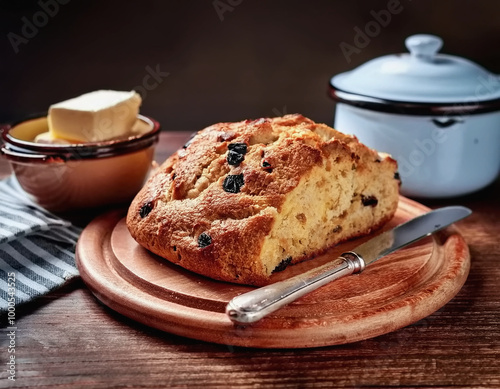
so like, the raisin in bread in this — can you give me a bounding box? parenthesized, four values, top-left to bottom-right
(127, 114, 400, 286)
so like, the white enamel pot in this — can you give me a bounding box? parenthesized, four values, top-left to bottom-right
(329, 34, 500, 198)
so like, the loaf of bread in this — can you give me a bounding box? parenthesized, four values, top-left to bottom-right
(127, 114, 400, 286)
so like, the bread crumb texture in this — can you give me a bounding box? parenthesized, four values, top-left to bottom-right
(126, 114, 400, 286)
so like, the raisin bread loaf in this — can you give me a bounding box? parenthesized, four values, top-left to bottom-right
(127, 115, 400, 286)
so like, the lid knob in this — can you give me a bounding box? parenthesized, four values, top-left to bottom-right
(405, 34, 443, 61)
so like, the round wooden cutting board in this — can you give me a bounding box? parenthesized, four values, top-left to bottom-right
(76, 197, 470, 348)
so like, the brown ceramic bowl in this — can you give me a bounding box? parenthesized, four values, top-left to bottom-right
(1, 114, 160, 212)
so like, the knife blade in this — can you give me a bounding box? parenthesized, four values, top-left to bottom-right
(226, 206, 472, 324)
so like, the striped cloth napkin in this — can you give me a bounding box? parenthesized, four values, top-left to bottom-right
(0, 176, 81, 312)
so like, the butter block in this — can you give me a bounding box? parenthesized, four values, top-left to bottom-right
(48, 90, 142, 142)
(34, 131, 74, 144)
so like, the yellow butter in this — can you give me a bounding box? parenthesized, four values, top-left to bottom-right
(34, 131, 73, 145)
(48, 90, 142, 143)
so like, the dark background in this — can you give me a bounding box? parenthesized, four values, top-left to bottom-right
(1, 0, 500, 132)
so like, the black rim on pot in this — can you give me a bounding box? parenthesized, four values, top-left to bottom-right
(329, 83, 500, 116)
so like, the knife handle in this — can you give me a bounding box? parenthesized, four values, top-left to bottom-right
(226, 252, 366, 324)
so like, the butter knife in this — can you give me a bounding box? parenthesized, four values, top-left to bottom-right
(226, 206, 472, 324)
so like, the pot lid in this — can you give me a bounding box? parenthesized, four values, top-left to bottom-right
(330, 34, 500, 105)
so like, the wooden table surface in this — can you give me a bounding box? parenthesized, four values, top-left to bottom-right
(2, 132, 499, 388)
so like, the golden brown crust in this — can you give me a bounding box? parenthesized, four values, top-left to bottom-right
(127, 114, 400, 286)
